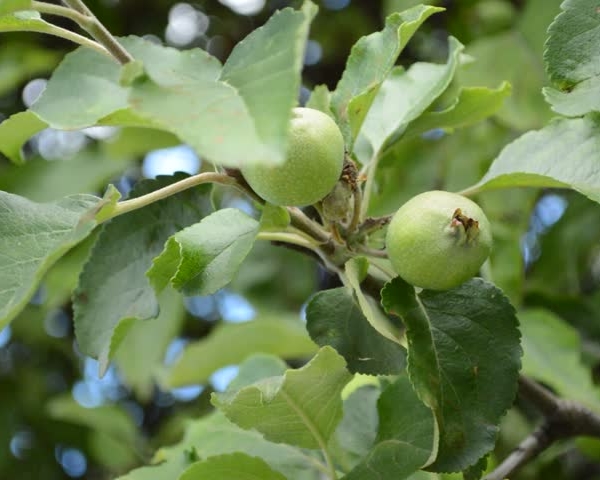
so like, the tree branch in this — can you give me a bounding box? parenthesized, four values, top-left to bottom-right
(484, 375, 600, 480)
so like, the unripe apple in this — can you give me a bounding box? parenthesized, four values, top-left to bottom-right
(241, 107, 345, 206)
(385, 190, 492, 290)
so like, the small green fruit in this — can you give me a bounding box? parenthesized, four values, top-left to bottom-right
(241, 107, 344, 206)
(386, 190, 492, 290)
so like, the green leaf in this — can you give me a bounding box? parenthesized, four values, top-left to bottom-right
(114, 287, 186, 401)
(329, 385, 380, 472)
(179, 453, 287, 480)
(466, 115, 600, 203)
(219, 1, 317, 164)
(331, 4, 443, 145)
(381, 277, 522, 472)
(344, 375, 436, 479)
(147, 208, 259, 297)
(0, 191, 112, 329)
(520, 308, 600, 412)
(164, 314, 317, 388)
(543, 0, 600, 116)
(403, 82, 512, 139)
(31, 36, 221, 129)
(306, 287, 406, 375)
(0, 110, 47, 164)
(354, 36, 464, 162)
(73, 174, 209, 375)
(0, 0, 31, 15)
(212, 346, 352, 449)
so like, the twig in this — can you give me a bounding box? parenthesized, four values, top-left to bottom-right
(484, 376, 600, 480)
(61, 0, 133, 64)
(32, 1, 92, 27)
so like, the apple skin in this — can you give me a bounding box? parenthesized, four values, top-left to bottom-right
(241, 107, 345, 206)
(385, 190, 493, 290)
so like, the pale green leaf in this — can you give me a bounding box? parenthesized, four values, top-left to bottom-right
(164, 315, 317, 388)
(466, 115, 600, 203)
(0, 110, 47, 164)
(73, 174, 210, 375)
(259, 204, 290, 232)
(331, 4, 443, 145)
(381, 278, 521, 472)
(0, 191, 111, 329)
(306, 287, 406, 375)
(520, 308, 600, 412)
(344, 376, 436, 479)
(403, 82, 512, 139)
(543, 0, 600, 116)
(220, 2, 316, 166)
(179, 453, 287, 480)
(147, 208, 259, 297)
(354, 36, 464, 162)
(212, 346, 352, 449)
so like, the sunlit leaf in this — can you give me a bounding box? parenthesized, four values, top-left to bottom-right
(0, 0, 31, 15)
(179, 453, 287, 480)
(0, 110, 47, 164)
(0, 189, 115, 329)
(212, 346, 352, 449)
(466, 115, 600, 204)
(331, 4, 443, 145)
(147, 208, 259, 297)
(354, 36, 463, 162)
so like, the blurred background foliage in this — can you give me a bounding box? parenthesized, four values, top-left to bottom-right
(3, 0, 600, 479)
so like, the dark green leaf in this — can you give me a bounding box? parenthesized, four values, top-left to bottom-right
(164, 314, 317, 388)
(212, 346, 352, 449)
(73, 174, 209, 375)
(465, 115, 600, 203)
(331, 4, 443, 145)
(381, 277, 521, 472)
(147, 208, 259, 297)
(179, 453, 287, 480)
(344, 375, 436, 479)
(0, 190, 112, 329)
(544, 0, 600, 116)
(306, 287, 406, 375)
(0, 41, 59, 97)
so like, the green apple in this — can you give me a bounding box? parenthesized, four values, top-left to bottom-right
(386, 190, 493, 290)
(241, 107, 344, 206)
